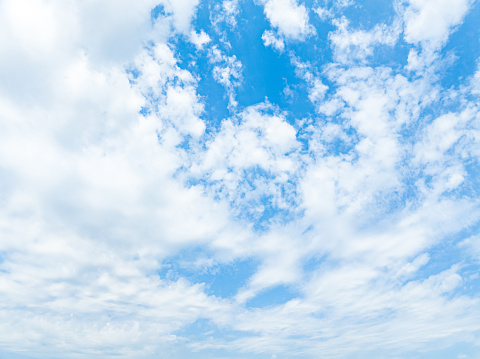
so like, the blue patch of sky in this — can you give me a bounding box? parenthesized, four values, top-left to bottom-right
(302, 24, 335, 64)
(170, 40, 195, 64)
(368, 36, 411, 70)
(190, 0, 402, 137)
(196, 0, 321, 125)
(302, 253, 328, 273)
(159, 252, 259, 299)
(139, 106, 150, 116)
(175, 5, 232, 130)
(150, 4, 166, 24)
(245, 284, 300, 309)
(293, 8, 336, 66)
(231, 2, 288, 103)
(197, 67, 232, 132)
(125, 66, 140, 85)
(200, 259, 259, 298)
(233, 5, 314, 116)
(175, 318, 214, 338)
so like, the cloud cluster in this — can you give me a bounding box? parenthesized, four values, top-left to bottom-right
(259, 0, 315, 48)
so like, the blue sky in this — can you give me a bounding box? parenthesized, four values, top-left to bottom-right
(1, 0, 480, 358)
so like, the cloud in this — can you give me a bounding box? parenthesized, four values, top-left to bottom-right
(194, 264, 480, 357)
(329, 17, 401, 63)
(161, 0, 200, 34)
(260, 0, 315, 40)
(262, 30, 285, 52)
(403, 0, 472, 49)
(208, 46, 243, 108)
(190, 103, 300, 221)
(291, 57, 328, 108)
(471, 61, 480, 96)
(190, 30, 212, 49)
(212, 0, 240, 29)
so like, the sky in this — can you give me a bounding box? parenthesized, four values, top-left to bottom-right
(0, 0, 480, 358)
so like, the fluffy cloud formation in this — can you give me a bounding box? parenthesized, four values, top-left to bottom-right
(260, 0, 315, 39)
(329, 17, 401, 63)
(403, 0, 471, 48)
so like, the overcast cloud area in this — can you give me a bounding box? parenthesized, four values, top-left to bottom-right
(1, 0, 480, 358)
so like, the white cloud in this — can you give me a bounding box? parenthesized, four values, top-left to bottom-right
(262, 30, 286, 52)
(314, 6, 334, 21)
(403, 0, 472, 49)
(401, 0, 473, 73)
(212, 0, 240, 29)
(291, 57, 329, 109)
(471, 60, 480, 96)
(314, 0, 354, 20)
(193, 103, 298, 178)
(190, 30, 212, 49)
(161, 0, 200, 34)
(329, 17, 401, 63)
(133, 43, 207, 137)
(260, 0, 315, 40)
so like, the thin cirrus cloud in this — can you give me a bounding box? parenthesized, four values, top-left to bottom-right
(0, 0, 480, 359)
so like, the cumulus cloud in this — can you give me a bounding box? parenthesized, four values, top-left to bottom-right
(260, 0, 315, 40)
(403, 0, 472, 48)
(329, 17, 401, 63)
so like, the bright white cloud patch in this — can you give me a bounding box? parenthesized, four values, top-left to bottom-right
(260, 0, 315, 39)
(1, 0, 480, 358)
(403, 0, 471, 48)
